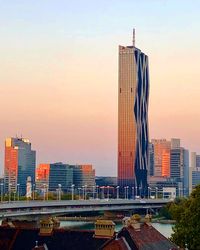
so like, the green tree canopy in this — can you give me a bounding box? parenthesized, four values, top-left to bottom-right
(170, 185, 200, 249)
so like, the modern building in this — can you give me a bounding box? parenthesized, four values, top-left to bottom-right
(190, 152, 200, 192)
(48, 163, 73, 192)
(95, 176, 117, 187)
(170, 147, 189, 196)
(161, 149, 170, 177)
(191, 152, 200, 170)
(196, 155, 200, 169)
(148, 143, 154, 176)
(192, 169, 200, 188)
(35, 164, 50, 192)
(148, 176, 178, 197)
(151, 139, 171, 177)
(73, 164, 95, 190)
(4, 137, 36, 195)
(118, 29, 149, 195)
(191, 152, 197, 169)
(171, 138, 180, 149)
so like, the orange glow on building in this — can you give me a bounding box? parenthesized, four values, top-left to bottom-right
(118, 45, 136, 186)
(73, 164, 95, 189)
(118, 31, 149, 192)
(4, 144, 18, 192)
(151, 139, 171, 177)
(162, 149, 170, 177)
(36, 164, 50, 182)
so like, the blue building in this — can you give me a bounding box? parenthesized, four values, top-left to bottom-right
(170, 147, 189, 196)
(48, 163, 73, 192)
(4, 137, 36, 195)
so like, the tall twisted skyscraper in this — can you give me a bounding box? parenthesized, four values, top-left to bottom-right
(118, 30, 149, 194)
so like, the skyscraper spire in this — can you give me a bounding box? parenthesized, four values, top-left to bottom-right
(132, 28, 135, 46)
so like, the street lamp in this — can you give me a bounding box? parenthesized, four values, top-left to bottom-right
(135, 186, 138, 197)
(107, 186, 110, 200)
(148, 187, 151, 199)
(82, 186, 85, 200)
(0, 184, 3, 202)
(17, 184, 20, 201)
(43, 184, 46, 201)
(71, 184, 75, 200)
(124, 186, 127, 200)
(32, 184, 35, 201)
(126, 186, 129, 199)
(132, 187, 134, 199)
(92, 186, 95, 199)
(96, 185, 99, 199)
(13, 191, 16, 201)
(139, 186, 141, 198)
(46, 184, 49, 201)
(58, 184, 62, 201)
(84, 185, 87, 200)
(9, 183, 12, 203)
(101, 186, 105, 199)
(116, 186, 119, 199)
(78, 187, 81, 200)
(155, 187, 158, 199)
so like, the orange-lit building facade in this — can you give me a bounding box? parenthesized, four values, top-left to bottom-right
(118, 30, 149, 194)
(151, 139, 171, 177)
(162, 149, 171, 177)
(73, 164, 95, 189)
(4, 139, 18, 192)
(4, 137, 36, 194)
(36, 164, 50, 190)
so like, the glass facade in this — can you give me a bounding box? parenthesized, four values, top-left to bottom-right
(4, 137, 36, 195)
(148, 143, 154, 176)
(118, 31, 149, 194)
(151, 139, 171, 177)
(192, 170, 200, 188)
(170, 147, 189, 196)
(73, 164, 95, 190)
(36, 164, 50, 191)
(48, 163, 73, 192)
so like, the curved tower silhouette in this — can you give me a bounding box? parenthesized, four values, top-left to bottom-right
(118, 29, 149, 195)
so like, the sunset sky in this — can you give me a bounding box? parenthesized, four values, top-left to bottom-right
(0, 0, 200, 176)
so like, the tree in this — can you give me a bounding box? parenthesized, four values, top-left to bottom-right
(170, 185, 200, 249)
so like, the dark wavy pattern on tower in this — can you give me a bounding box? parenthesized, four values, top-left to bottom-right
(134, 48, 149, 195)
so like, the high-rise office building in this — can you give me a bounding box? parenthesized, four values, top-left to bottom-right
(73, 164, 95, 190)
(171, 138, 181, 149)
(162, 149, 170, 177)
(191, 152, 197, 169)
(170, 147, 189, 196)
(35, 164, 50, 192)
(196, 155, 200, 169)
(151, 139, 171, 177)
(118, 30, 149, 194)
(148, 143, 154, 176)
(4, 137, 36, 195)
(48, 163, 73, 192)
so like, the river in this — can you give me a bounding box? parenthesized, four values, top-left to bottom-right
(60, 221, 173, 238)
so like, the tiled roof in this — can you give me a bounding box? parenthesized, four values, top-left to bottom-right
(102, 223, 178, 250)
(0, 227, 109, 250)
(118, 223, 178, 250)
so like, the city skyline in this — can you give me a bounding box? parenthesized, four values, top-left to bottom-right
(0, 1, 200, 176)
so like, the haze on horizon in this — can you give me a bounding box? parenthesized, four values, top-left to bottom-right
(0, 0, 200, 176)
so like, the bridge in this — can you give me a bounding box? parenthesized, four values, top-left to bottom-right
(0, 199, 170, 219)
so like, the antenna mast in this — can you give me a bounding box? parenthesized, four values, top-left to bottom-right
(132, 28, 135, 47)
